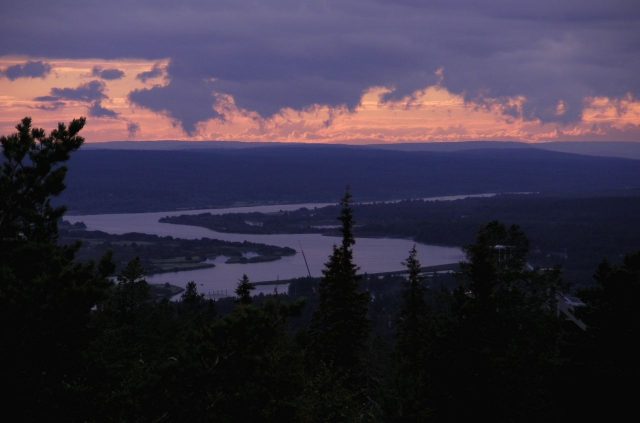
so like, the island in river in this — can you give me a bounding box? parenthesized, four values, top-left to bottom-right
(60, 221, 296, 275)
(159, 193, 640, 288)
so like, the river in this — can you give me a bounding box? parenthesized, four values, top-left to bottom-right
(66, 196, 482, 297)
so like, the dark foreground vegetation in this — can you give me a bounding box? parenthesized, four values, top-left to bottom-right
(2, 118, 639, 421)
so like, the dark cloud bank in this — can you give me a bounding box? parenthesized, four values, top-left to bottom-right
(1, 0, 638, 133)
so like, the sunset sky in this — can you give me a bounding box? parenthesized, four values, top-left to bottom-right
(1, 0, 639, 143)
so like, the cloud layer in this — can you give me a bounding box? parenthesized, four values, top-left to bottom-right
(0, 1, 638, 141)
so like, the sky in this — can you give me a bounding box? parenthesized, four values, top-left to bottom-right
(0, 0, 639, 143)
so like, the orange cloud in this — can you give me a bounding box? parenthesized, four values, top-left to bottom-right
(1, 56, 639, 143)
(0, 56, 169, 140)
(198, 86, 640, 143)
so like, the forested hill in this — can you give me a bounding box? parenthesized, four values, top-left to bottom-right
(62, 145, 640, 213)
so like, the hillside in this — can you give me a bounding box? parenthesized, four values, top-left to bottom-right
(62, 145, 640, 213)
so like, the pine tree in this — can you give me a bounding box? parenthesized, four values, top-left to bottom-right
(104, 257, 150, 324)
(181, 281, 204, 305)
(309, 189, 370, 374)
(0, 117, 85, 242)
(395, 246, 433, 419)
(396, 245, 429, 363)
(0, 117, 112, 420)
(236, 273, 255, 304)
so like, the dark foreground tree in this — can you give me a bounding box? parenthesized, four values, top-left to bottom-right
(444, 221, 563, 421)
(0, 117, 112, 420)
(309, 190, 370, 374)
(560, 251, 640, 419)
(578, 252, 640, 362)
(0, 116, 85, 241)
(305, 190, 373, 420)
(182, 280, 204, 304)
(236, 273, 255, 304)
(397, 245, 428, 361)
(394, 245, 434, 419)
(97, 256, 150, 326)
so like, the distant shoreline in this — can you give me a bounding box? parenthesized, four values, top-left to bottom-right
(66, 192, 517, 217)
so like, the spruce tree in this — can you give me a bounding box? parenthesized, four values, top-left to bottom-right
(395, 246, 433, 419)
(181, 280, 205, 305)
(397, 245, 427, 349)
(236, 273, 255, 304)
(309, 189, 370, 374)
(103, 257, 150, 324)
(396, 245, 429, 369)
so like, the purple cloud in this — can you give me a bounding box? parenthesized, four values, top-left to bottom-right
(35, 80, 107, 102)
(2, 0, 639, 128)
(91, 66, 125, 80)
(33, 101, 65, 111)
(1, 60, 51, 80)
(88, 101, 118, 118)
(136, 63, 164, 82)
(35, 80, 115, 119)
(33, 95, 60, 102)
(127, 121, 140, 137)
(129, 69, 221, 134)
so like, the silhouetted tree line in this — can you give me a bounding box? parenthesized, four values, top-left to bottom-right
(1, 118, 639, 421)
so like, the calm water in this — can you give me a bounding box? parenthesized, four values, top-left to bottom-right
(66, 197, 479, 296)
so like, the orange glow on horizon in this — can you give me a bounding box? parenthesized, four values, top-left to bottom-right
(1, 56, 639, 143)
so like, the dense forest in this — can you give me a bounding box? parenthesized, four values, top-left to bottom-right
(60, 145, 640, 213)
(2, 118, 640, 421)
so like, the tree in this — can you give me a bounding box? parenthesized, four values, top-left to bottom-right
(446, 221, 562, 421)
(396, 245, 428, 365)
(395, 245, 433, 418)
(565, 251, 640, 419)
(578, 252, 640, 358)
(309, 189, 370, 376)
(182, 280, 203, 304)
(0, 117, 112, 420)
(100, 257, 151, 325)
(236, 273, 255, 304)
(118, 255, 146, 284)
(1, 117, 85, 242)
(460, 220, 530, 313)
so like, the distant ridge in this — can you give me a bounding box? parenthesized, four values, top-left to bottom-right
(84, 140, 640, 160)
(83, 140, 279, 150)
(533, 142, 640, 160)
(368, 141, 640, 160)
(63, 145, 640, 214)
(366, 141, 529, 152)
